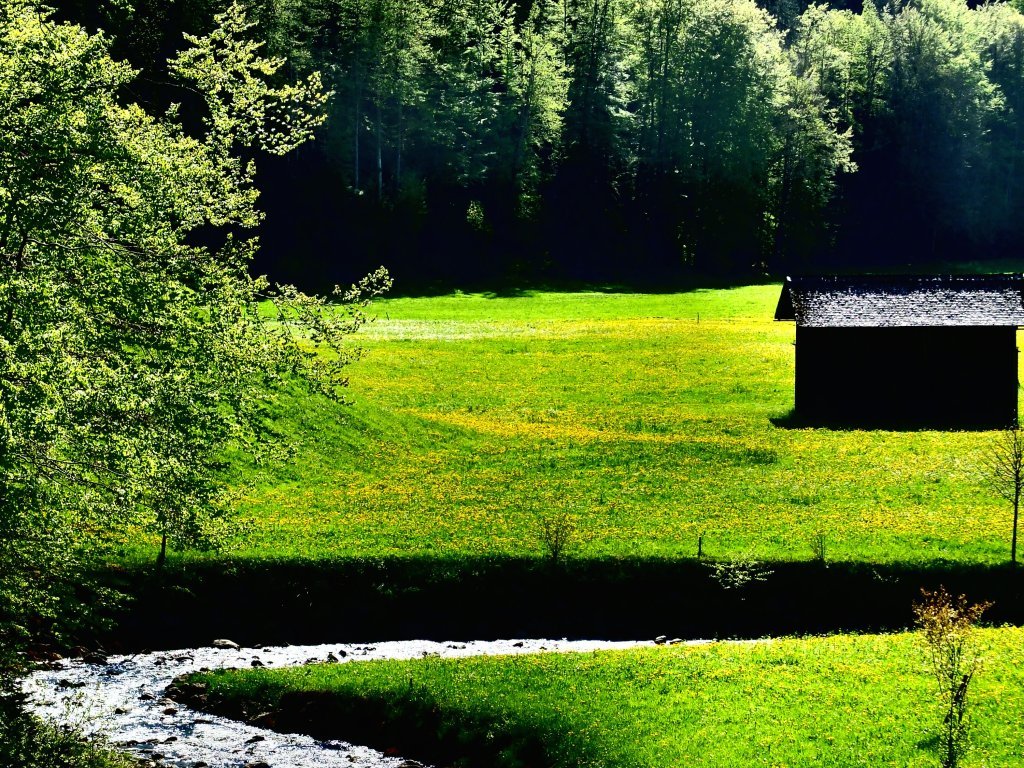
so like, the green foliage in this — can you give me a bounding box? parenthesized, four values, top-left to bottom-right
(240, 0, 857, 274)
(51, 0, 1024, 278)
(705, 556, 773, 590)
(0, 685, 134, 768)
(0, 0, 386, 662)
(789, 0, 1024, 259)
(628, 0, 854, 270)
(559, 0, 632, 159)
(533, 505, 580, 565)
(189, 627, 1024, 767)
(170, 1, 329, 159)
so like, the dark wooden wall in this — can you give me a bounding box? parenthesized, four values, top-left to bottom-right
(795, 326, 1019, 428)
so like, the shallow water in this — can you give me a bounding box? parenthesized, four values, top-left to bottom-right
(24, 638, 662, 768)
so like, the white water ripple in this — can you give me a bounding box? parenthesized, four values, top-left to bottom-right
(23, 638, 669, 768)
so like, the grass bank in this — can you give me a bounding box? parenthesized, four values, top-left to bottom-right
(181, 627, 1024, 768)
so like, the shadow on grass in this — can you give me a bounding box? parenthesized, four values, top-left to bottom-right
(771, 410, 1003, 432)
(177, 682, 591, 768)
(91, 556, 1024, 653)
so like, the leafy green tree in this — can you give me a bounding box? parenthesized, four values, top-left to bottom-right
(548, 0, 632, 276)
(674, 0, 788, 270)
(626, 0, 852, 272)
(493, 0, 568, 217)
(461, 0, 568, 272)
(885, 0, 998, 255)
(794, 0, 1014, 263)
(625, 0, 690, 269)
(0, 0, 388, 666)
(773, 18, 856, 265)
(789, 3, 890, 134)
(973, 2, 1024, 245)
(628, 0, 689, 172)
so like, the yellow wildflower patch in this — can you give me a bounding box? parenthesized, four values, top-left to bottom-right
(202, 285, 1024, 565)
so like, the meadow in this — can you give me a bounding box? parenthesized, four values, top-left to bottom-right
(186, 627, 1024, 768)
(180, 284, 1015, 567)
(144, 286, 1024, 767)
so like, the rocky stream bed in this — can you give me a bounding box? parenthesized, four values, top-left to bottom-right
(23, 637, 679, 768)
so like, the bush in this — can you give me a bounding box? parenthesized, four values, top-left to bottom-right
(0, 682, 132, 768)
(534, 507, 580, 566)
(913, 588, 990, 768)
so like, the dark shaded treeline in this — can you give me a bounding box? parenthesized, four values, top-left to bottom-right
(55, 0, 1024, 290)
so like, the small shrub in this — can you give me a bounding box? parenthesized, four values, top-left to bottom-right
(705, 557, 773, 591)
(534, 508, 579, 566)
(913, 588, 990, 768)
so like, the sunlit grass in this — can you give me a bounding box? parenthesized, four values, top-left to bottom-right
(189, 627, 1024, 768)
(121, 284, 1019, 566)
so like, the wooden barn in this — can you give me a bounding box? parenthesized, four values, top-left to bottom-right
(774, 275, 1024, 428)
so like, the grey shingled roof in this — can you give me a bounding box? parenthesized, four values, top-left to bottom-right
(775, 275, 1024, 328)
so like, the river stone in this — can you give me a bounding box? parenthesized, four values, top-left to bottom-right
(654, 635, 668, 645)
(249, 711, 276, 728)
(211, 639, 240, 650)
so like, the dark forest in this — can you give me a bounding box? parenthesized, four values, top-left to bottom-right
(53, 0, 1024, 288)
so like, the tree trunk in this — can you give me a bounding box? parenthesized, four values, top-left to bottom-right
(395, 102, 403, 191)
(156, 533, 167, 569)
(376, 98, 384, 201)
(1012, 488, 1019, 565)
(657, 9, 671, 164)
(354, 77, 362, 193)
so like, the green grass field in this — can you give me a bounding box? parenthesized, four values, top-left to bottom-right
(156, 287, 1024, 768)
(188, 627, 1024, 767)
(128, 284, 1019, 566)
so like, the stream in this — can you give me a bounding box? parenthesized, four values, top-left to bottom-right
(23, 638, 669, 768)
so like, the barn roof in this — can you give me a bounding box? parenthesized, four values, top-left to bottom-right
(775, 275, 1024, 328)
